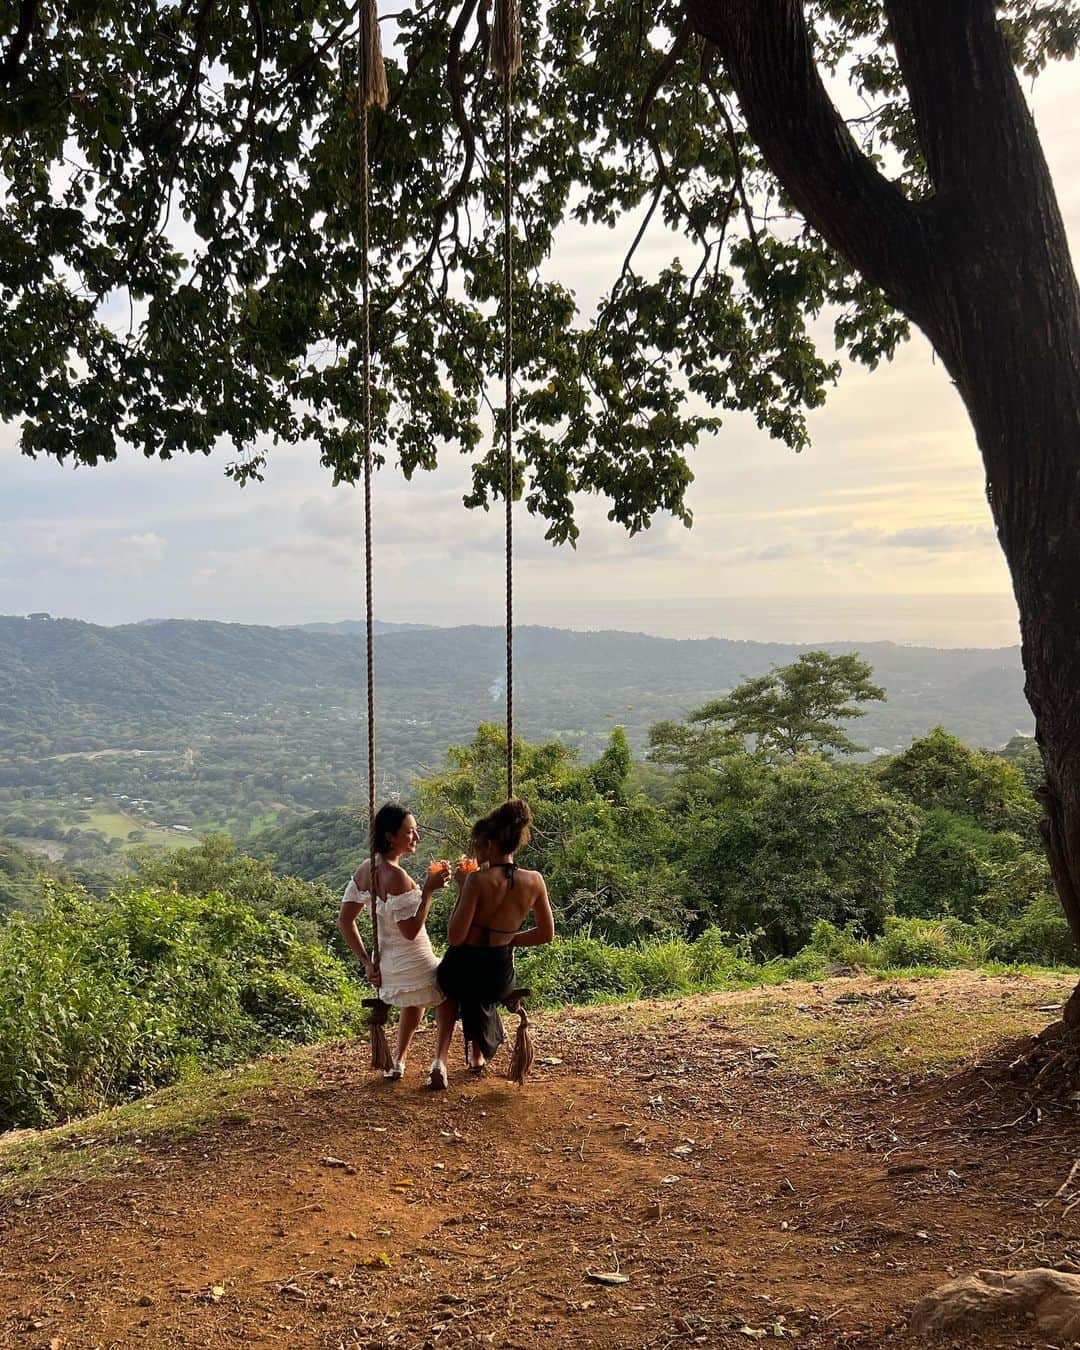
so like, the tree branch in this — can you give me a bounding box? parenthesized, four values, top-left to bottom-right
(683, 0, 934, 324)
(636, 19, 693, 133)
(0, 0, 38, 87)
(883, 0, 1065, 210)
(146, 0, 216, 146)
(376, 0, 479, 312)
(703, 73, 769, 279)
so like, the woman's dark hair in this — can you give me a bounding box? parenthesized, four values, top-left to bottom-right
(473, 798, 532, 855)
(371, 802, 411, 855)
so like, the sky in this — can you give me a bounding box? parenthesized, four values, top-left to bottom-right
(2, 59, 1077, 648)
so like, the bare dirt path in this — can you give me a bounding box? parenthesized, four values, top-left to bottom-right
(2, 973, 1080, 1348)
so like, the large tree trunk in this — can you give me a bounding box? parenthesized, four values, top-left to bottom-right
(687, 0, 1080, 1030)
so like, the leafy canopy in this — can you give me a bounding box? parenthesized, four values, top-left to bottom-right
(418, 723, 686, 942)
(650, 649, 885, 768)
(3, 2, 1076, 542)
(877, 727, 1039, 836)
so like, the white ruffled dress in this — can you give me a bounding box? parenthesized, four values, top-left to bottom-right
(341, 878, 444, 1008)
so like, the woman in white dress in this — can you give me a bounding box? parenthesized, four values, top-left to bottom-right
(337, 803, 456, 1084)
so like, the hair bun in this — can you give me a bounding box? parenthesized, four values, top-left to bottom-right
(504, 798, 532, 828)
(474, 797, 533, 853)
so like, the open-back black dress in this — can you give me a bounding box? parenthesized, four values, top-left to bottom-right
(436, 863, 519, 1061)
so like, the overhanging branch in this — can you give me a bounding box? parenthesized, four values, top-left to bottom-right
(0, 0, 38, 87)
(684, 0, 935, 323)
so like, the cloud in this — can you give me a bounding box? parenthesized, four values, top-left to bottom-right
(875, 524, 996, 551)
(732, 522, 995, 566)
(840, 524, 996, 553)
(297, 494, 358, 541)
(742, 541, 803, 562)
(94, 531, 168, 576)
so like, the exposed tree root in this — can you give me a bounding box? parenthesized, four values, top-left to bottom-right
(1009, 1013, 1080, 1093)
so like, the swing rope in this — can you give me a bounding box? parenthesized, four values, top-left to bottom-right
(491, 0, 520, 803)
(502, 67, 514, 805)
(357, 0, 393, 1072)
(490, 0, 534, 1086)
(351, 0, 532, 1081)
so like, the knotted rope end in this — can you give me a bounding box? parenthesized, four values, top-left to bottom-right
(488, 0, 523, 81)
(507, 1002, 534, 1085)
(358, 0, 389, 109)
(366, 996, 395, 1070)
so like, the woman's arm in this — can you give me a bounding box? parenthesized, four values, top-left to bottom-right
(446, 874, 480, 946)
(396, 869, 446, 941)
(510, 878, 555, 949)
(337, 899, 379, 984)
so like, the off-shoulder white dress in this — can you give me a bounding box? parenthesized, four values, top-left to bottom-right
(340, 878, 444, 1008)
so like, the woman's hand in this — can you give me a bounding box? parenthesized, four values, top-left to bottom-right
(424, 860, 451, 894)
(453, 857, 478, 888)
(363, 958, 381, 986)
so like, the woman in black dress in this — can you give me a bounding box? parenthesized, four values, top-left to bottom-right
(429, 799, 554, 1089)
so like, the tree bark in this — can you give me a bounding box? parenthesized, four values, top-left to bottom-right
(686, 0, 1080, 1005)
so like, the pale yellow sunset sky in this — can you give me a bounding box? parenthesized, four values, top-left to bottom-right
(1, 51, 1076, 646)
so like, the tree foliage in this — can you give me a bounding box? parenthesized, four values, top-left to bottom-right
(3, 2, 1074, 542)
(877, 727, 1039, 836)
(0, 838, 49, 914)
(650, 649, 885, 769)
(418, 723, 685, 942)
(682, 756, 920, 953)
(136, 834, 341, 944)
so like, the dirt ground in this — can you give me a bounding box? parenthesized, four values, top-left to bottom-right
(3, 973, 1080, 1349)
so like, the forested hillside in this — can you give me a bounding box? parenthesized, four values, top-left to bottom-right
(0, 616, 1031, 870)
(1, 705, 1072, 1132)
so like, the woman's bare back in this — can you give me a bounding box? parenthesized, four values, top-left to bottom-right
(465, 864, 544, 945)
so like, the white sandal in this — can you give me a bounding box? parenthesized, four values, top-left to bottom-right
(427, 1059, 448, 1091)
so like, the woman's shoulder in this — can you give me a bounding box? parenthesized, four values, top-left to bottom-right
(384, 861, 419, 895)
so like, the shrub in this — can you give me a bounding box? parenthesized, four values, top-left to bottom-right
(0, 885, 365, 1130)
(687, 927, 759, 986)
(625, 940, 696, 997)
(987, 895, 1077, 967)
(517, 936, 639, 1005)
(783, 919, 877, 977)
(875, 916, 989, 969)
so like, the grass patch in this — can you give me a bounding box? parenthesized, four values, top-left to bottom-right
(740, 974, 1073, 1080)
(565, 970, 1076, 1084)
(0, 1055, 315, 1197)
(81, 808, 190, 850)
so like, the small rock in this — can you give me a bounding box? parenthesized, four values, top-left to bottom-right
(910, 1268, 1080, 1339)
(321, 1156, 357, 1175)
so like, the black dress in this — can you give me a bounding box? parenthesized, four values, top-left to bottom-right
(437, 864, 519, 1061)
(437, 942, 516, 1061)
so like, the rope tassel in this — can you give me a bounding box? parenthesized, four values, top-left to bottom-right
(365, 996, 395, 1072)
(505, 989, 533, 1085)
(508, 1004, 534, 1085)
(357, 0, 388, 109)
(488, 0, 522, 82)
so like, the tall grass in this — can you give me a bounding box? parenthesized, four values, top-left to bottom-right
(518, 913, 1077, 1010)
